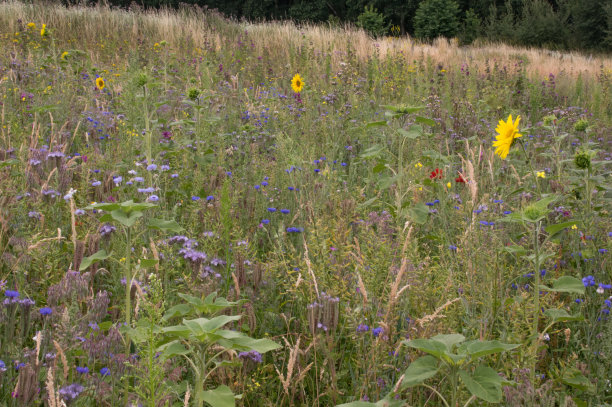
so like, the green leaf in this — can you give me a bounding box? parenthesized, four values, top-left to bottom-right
(397, 125, 422, 139)
(561, 370, 595, 392)
(431, 333, 465, 349)
(403, 338, 448, 359)
(360, 145, 385, 159)
(110, 209, 143, 227)
(401, 355, 439, 388)
(405, 203, 429, 225)
(502, 245, 528, 255)
(148, 218, 184, 233)
(0, 159, 19, 169)
(158, 341, 190, 359)
(539, 276, 585, 294)
(79, 249, 111, 271)
(215, 331, 281, 353)
(459, 366, 502, 403)
(414, 116, 436, 126)
(544, 309, 584, 323)
(162, 304, 191, 321)
(139, 259, 158, 268)
(372, 161, 387, 174)
(199, 385, 237, 407)
(465, 340, 521, 359)
(183, 315, 242, 336)
(545, 220, 579, 237)
(336, 396, 404, 407)
(365, 120, 388, 128)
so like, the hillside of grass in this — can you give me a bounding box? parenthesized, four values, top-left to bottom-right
(0, 1, 611, 406)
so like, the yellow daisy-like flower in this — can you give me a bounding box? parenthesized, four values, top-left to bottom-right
(493, 114, 522, 160)
(95, 77, 105, 90)
(291, 73, 304, 93)
(27, 22, 36, 29)
(536, 171, 546, 178)
(40, 24, 47, 37)
(61, 51, 69, 60)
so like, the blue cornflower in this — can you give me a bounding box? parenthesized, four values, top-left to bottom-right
(206, 195, 214, 201)
(280, 209, 290, 214)
(191, 196, 200, 201)
(100, 367, 110, 376)
(449, 245, 457, 251)
(267, 208, 277, 213)
(356, 324, 369, 332)
(4, 290, 19, 298)
(582, 276, 596, 287)
(314, 169, 321, 173)
(254, 185, 260, 190)
(372, 327, 383, 337)
(147, 195, 159, 202)
(599, 249, 608, 254)
(261, 219, 270, 225)
(39, 307, 52, 316)
(76, 366, 89, 374)
(146, 164, 157, 171)
(261, 181, 268, 187)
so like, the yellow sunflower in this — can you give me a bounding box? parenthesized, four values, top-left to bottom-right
(95, 77, 105, 91)
(291, 73, 304, 93)
(493, 114, 522, 159)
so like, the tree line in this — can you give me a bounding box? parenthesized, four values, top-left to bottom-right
(83, 0, 612, 52)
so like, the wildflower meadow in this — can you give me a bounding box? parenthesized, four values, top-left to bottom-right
(0, 2, 611, 406)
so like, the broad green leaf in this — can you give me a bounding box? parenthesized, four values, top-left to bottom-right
(401, 355, 439, 388)
(161, 325, 191, 338)
(162, 304, 191, 321)
(0, 159, 19, 169)
(360, 145, 385, 159)
(215, 331, 281, 353)
(502, 245, 527, 255)
(415, 116, 436, 126)
(336, 396, 404, 407)
(465, 340, 521, 359)
(148, 218, 184, 233)
(199, 385, 237, 407)
(544, 309, 584, 323)
(79, 249, 111, 271)
(539, 276, 585, 294)
(459, 366, 502, 403)
(421, 150, 449, 164)
(139, 259, 158, 268)
(403, 338, 448, 359)
(372, 161, 387, 174)
(397, 126, 422, 139)
(158, 341, 190, 359)
(431, 333, 465, 349)
(365, 120, 388, 128)
(405, 203, 429, 225)
(561, 370, 595, 392)
(545, 220, 579, 237)
(110, 209, 143, 227)
(183, 315, 241, 335)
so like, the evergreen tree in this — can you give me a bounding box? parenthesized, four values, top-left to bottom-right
(414, 0, 461, 40)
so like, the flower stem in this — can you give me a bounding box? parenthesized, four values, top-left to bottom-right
(519, 140, 542, 198)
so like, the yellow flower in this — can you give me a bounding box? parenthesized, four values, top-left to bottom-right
(61, 51, 69, 60)
(27, 22, 36, 29)
(493, 115, 522, 160)
(536, 171, 546, 178)
(415, 162, 423, 168)
(40, 24, 47, 37)
(291, 73, 304, 93)
(95, 77, 105, 90)
(571, 224, 578, 230)
(446, 182, 452, 188)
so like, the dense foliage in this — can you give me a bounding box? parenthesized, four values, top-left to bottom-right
(0, 2, 611, 406)
(70, 0, 612, 51)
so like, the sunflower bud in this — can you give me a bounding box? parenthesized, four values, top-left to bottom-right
(135, 72, 149, 88)
(574, 151, 591, 170)
(187, 88, 201, 101)
(573, 119, 588, 132)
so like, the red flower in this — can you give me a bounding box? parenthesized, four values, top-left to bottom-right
(455, 173, 466, 183)
(430, 168, 443, 180)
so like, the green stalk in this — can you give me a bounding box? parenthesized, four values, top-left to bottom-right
(519, 140, 542, 198)
(143, 85, 152, 187)
(531, 221, 541, 386)
(123, 225, 132, 406)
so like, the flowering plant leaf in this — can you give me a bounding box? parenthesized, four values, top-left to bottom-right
(539, 276, 585, 294)
(458, 365, 502, 403)
(199, 385, 239, 407)
(79, 249, 111, 271)
(401, 355, 439, 388)
(544, 309, 584, 323)
(148, 218, 183, 233)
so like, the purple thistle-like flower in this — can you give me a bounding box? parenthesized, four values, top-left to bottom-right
(99, 224, 116, 237)
(238, 350, 262, 363)
(58, 383, 84, 402)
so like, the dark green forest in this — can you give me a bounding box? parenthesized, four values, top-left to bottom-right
(72, 0, 612, 52)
